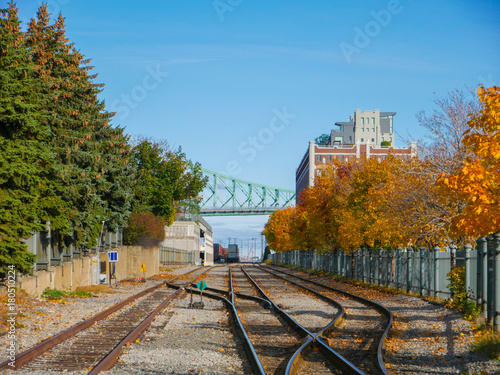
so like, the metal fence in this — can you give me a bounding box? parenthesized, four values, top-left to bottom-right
(160, 247, 198, 266)
(23, 225, 123, 272)
(271, 233, 500, 330)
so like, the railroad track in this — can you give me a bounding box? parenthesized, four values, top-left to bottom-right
(0, 266, 209, 374)
(260, 265, 393, 375)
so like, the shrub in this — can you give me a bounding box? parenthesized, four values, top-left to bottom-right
(445, 266, 480, 320)
(123, 211, 166, 247)
(41, 288, 65, 300)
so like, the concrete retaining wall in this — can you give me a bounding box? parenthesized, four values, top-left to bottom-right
(16, 246, 160, 297)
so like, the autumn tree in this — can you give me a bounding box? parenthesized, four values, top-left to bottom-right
(439, 85, 500, 237)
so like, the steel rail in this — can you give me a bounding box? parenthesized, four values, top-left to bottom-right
(229, 268, 267, 375)
(89, 267, 213, 374)
(242, 266, 364, 375)
(264, 265, 393, 375)
(0, 267, 204, 372)
(170, 268, 266, 375)
(0, 281, 168, 371)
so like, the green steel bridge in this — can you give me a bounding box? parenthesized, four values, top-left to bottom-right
(199, 169, 295, 216)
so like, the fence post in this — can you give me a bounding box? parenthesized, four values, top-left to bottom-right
(450, 245, 457, 299)
(493, 232, 500, 331)
(396, 248, 402, 291)
(477, 238, 487, 313)
(433, 246, 440, 299)
(419, 247, 425, 296)
(486, 236, 494, 327)
(406, 248, 411, 293)
(464, 244, 472, 302)
(378, 248, 383, 286)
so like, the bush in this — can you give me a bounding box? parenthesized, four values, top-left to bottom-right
(123, 211, 166, 247)
(381, 140, 391, 147)
(41, 288, 66, 300)
(445, 266, 480, 320)
(41, 287, 93, 300)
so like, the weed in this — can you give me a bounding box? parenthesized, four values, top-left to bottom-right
(41, 288, 65, 300)
(445, 266, 481, 320)
(41, 287, 93, 301)
(473, 325, 500, 360)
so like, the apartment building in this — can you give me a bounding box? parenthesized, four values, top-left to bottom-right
(296, 110, 417, 199)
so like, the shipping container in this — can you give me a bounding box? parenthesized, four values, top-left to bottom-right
(227, 244, 239, 263)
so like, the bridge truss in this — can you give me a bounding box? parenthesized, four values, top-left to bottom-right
(200, 169, 295, 216)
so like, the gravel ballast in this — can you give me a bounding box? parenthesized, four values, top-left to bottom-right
(1, 264, 499, 374)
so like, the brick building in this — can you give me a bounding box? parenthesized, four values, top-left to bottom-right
(296, 109, 417, 199)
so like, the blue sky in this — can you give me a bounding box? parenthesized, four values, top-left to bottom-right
(12, 0, 500, 250)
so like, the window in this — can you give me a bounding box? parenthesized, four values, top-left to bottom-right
(349, 136, 352, 141)
(361, 117, 365, 125)
(316, 155, 321, 161)
(372, 117, 375, 124)
(327, 155, 332, 162)
(372, 128, 375, 132)
(338, 155, 344, 161)
(361, 138, 364, 142)
(381, 137, 384, 141)
(371, 138, 375, 142)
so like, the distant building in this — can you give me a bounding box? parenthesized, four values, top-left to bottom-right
(330, 109, 395, 146)
(161, 216, 214, 265)
(296, 109, 417, 199)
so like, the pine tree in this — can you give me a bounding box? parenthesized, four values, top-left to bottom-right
(27, 7, 135, 249)
(0, 1, 61, 273)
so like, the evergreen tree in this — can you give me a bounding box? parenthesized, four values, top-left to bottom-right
(0, 2, 62, 273)
(27, 7, 135, 248)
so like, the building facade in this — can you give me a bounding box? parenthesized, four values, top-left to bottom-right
(296, 109, 417, 199)
(330, 109, 395, 146)
(161, 216, 214, 265)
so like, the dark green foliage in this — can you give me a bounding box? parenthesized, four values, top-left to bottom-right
(130, 138, 207, 225)
(0, 3, 205, 273)
(123, 211, 166, 247)
(381, 140, 391, 147)
(26, 6, 135, 249)
(315, 133, 331, 145)
(0, 2, 59, 273)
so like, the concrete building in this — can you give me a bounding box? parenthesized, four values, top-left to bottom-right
(330, 109, 396, 146)
(296, 109, 417, 199)
(161, 216, 214, 265)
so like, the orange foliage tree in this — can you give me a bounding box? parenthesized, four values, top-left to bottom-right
(439, 85, 500, 237)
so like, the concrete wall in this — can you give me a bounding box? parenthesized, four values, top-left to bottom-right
(16, 246, 159, 297)
(103, 246, 159, 282)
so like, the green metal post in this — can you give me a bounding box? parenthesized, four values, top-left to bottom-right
(477, 238, 487, 313)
